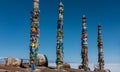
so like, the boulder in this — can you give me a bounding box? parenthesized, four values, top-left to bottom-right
(63, 63, 71, 69)
(78, 65, 90, 71)
(37, 54, 48, 67)
(5, 57, 21, 67)
(78, 65, 83, 69)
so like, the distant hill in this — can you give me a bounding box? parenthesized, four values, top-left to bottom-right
(0, 57, 7, 64)
(0, 57, 7, 60)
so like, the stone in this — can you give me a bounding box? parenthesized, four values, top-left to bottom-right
(63, 63, 71, 69)
(37, 54, 48, 67)
(5, 57, 21, 67)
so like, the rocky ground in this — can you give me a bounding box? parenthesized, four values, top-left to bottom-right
(0, 64, 94, 72)
(0, 64, 109, 72)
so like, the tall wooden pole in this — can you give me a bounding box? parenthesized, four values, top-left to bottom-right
(97, 24, 104, 70)
(29, 0, 40, 70)
(81, 15, 89, 71)
(56, 1, 64, 69)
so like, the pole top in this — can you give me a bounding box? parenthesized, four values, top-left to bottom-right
(82, 15, 86, 19)
(59, 0, 64, 6)
(98, 24, 101, 27)
(83, 15, 86, 17)
(34, 0, 39, 2)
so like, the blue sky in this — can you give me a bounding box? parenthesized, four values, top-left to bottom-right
(0, 0, 120, 64)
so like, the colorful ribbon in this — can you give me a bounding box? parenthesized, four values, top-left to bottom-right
(81, 15, 89, 71)
(29, 0, 40, 70)
(56, 1, 64, 69)
(98, 24, 104, 70)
